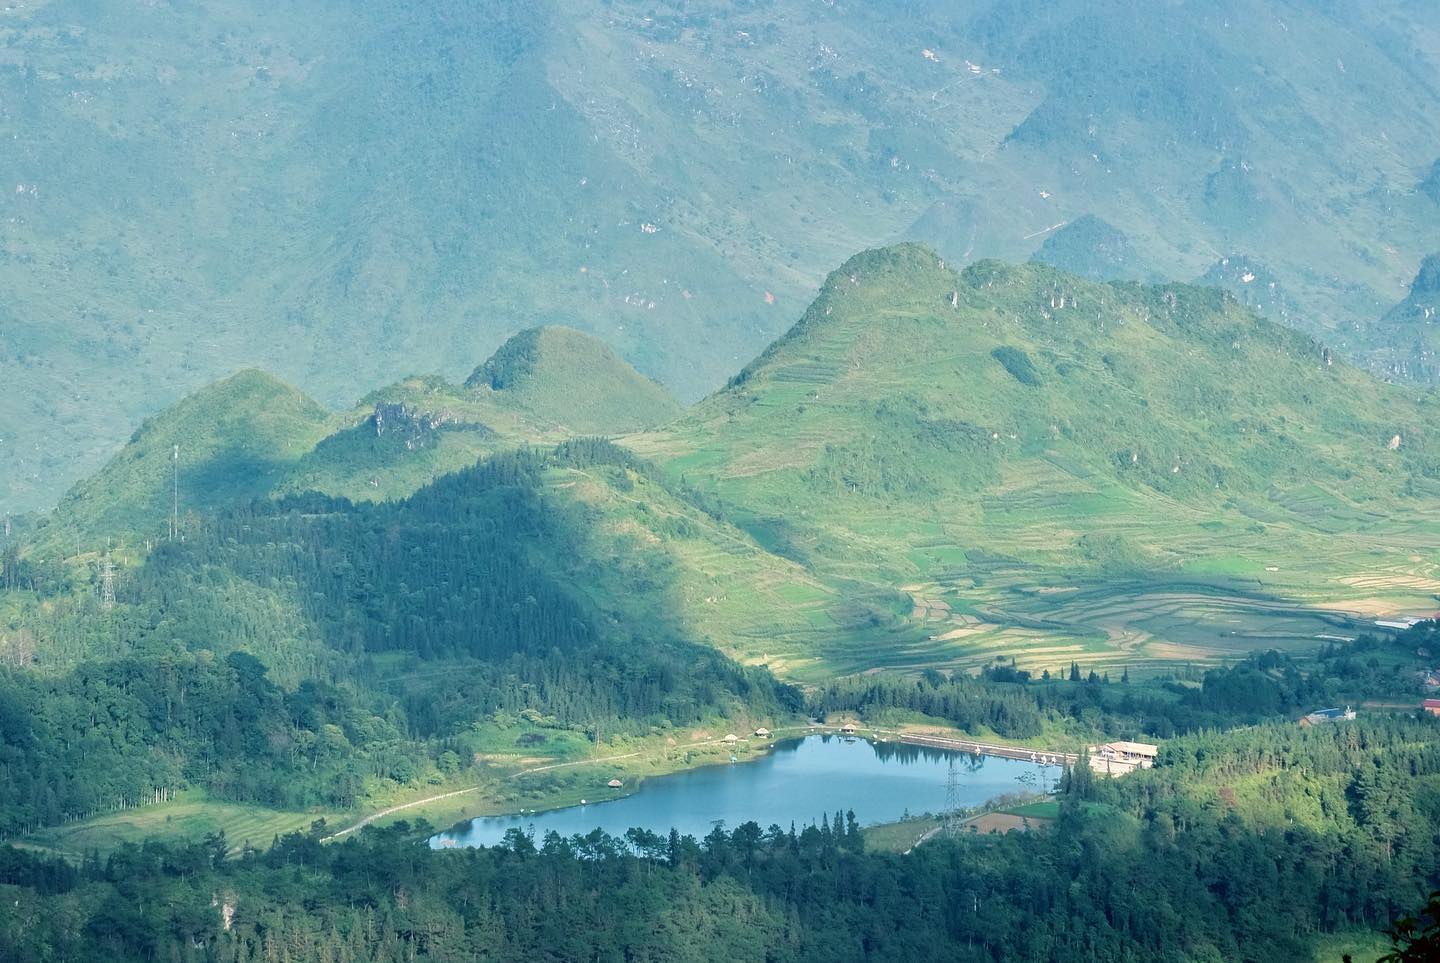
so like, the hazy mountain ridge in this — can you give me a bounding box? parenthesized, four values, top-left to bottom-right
(5, 0, 1439, 512)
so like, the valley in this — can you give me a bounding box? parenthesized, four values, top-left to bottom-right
(6, 5, 1440, 958)
(5, 247, 1439, 872)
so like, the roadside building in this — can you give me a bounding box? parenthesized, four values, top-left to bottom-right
(1089, 741, 1159, 775)
(1423, 699, 1440, 718)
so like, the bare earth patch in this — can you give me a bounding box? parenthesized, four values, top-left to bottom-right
(1312, 597, 1426, 617)
(1143, 640, 1228, 662)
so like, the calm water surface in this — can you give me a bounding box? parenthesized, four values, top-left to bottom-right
(432, 735, 1055, 848)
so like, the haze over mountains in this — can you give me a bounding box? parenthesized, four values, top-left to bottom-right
(4, 0, 1440, 513)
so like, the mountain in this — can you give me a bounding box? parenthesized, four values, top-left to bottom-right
(17, 244, 1440, 684)
(30, 327, 680, 549)
(283, 326, 681, 501)
(1030, 216, 1147, 282)
(1369, 254, 1440, 381)
(630, 244, 1440, 673)
(30, 371, 335, 557)
(5, 0, 1440, 513)
(463, 326, 682, 435)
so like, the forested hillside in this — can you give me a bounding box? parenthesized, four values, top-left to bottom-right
(0, 441, 801, 837)
(5, 0, 1438, 513)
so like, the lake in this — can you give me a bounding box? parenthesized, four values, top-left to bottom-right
(431, 734, 1056, 848)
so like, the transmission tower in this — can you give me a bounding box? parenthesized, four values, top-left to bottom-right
(170, 444, 180, 541)
(101, 557, 116, 611)
(943, 756, 964, 837)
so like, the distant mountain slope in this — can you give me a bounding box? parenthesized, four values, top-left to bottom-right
(1196, 255, 1306, 333)
(4, 0, 1439, 512)
(1369, 254, 1440, 381)
(1030, 216, 1148, 282)
(1422, 160, 1440, 204)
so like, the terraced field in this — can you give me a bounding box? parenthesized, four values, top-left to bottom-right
(628, 246, 1440, 680)
(23, 795, 338, 859)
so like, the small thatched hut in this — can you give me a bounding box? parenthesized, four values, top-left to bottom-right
(722, 733, 739, 744)
(754, 727, 771, 737)
(607, 778, 623, 789)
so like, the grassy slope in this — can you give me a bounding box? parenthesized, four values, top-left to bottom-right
(630, 244, 1440, 676)
(5, 0, 1439, 514)
(21, 792, 338, 860)
(527, 460, 885, 678)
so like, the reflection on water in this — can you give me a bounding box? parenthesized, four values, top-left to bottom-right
(432, 734, 1051, 849)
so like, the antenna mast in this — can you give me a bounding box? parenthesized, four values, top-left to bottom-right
(170, 444, 180, 541)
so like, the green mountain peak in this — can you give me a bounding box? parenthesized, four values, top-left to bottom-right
(465, 326, 681, 434)
(32, 370, 334, 554)
(636, 250, 1434, 642)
